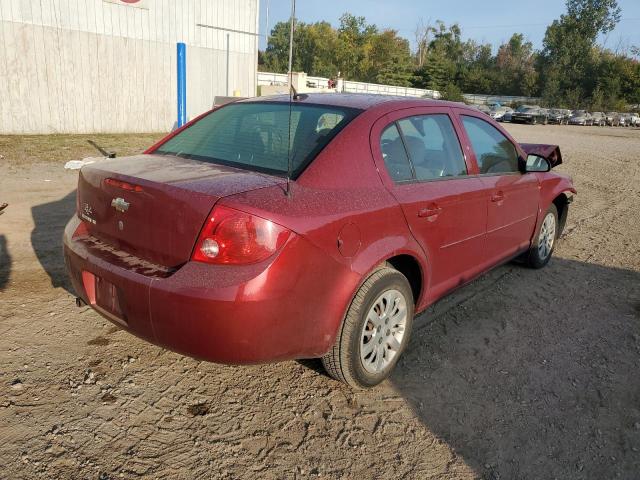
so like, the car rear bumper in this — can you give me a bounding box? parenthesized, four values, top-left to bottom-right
(63, 215, 359, 364)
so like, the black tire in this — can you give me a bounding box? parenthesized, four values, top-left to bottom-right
(526, 204, 559, 269)
(321, 266, 414, 388)
(531, 117, 537, 125)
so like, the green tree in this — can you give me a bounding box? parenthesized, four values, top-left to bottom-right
(260, 7, 640, 109)
(540, 0, 621, 105)
(412, 22, 463, 91)
(363, 30, 414, 86)
(335, 13, 377, 80)
(495, 34, 539, 96)
(440, 83, 464, 102)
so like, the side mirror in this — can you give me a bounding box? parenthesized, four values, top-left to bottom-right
(524, 154, 551, 173)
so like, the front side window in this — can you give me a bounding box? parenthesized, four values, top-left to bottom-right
(461, 115, 519, 174)
(156, 102, 361, 177)
(397, 114, 467, 181)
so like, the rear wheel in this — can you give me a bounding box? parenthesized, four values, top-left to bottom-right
(321, 266, 414, 388)
(526, 204, 559, 269)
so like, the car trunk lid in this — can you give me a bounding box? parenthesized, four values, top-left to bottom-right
(77, 154, 283, 267)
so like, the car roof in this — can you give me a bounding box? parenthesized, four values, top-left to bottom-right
(241, 93, 464, 111)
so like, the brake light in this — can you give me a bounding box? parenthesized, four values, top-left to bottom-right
(192, 206, 291, 265)
(104, 178, 144, 193)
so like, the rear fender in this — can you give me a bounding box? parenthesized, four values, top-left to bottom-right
(350, 237, 430, 312)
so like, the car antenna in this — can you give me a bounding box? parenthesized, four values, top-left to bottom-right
(285, 0, 296, 198)
(87, 139, 116, 158)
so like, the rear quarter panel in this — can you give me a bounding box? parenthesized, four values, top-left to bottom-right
(219, 108, 427, 348)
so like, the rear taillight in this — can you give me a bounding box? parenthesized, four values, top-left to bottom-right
(191, 206, 291, 265)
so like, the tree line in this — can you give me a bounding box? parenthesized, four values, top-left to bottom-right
(259, 0, 640, 110)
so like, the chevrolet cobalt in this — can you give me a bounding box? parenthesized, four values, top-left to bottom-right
(64, 94, 576, 388)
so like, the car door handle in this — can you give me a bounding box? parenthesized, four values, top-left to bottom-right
(418, 205, 442, 218)
(491, 191, 505, 203)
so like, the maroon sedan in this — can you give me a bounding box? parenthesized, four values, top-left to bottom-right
(64, 94, 576, 388)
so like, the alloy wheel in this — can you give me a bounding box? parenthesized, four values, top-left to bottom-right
(360, 289, 407, 374)
(538, 213, 556, 260)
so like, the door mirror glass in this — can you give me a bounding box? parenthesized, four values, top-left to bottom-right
(525, 155, 551, 173)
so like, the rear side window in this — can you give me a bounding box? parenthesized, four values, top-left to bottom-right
(461, 116, 519, 174)
(155, 103, 361, 178)
(380, 124, 413, 182)
(397, 114, 467, 180)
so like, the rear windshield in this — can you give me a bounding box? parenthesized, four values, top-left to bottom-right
(155, 102, 361, 177)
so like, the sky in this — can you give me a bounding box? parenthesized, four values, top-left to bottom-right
(258, 0, 640, 53)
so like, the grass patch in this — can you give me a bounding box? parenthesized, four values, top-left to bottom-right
(0, 133, 166, 168)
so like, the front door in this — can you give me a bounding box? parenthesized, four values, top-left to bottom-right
(456, 112, 540, 265)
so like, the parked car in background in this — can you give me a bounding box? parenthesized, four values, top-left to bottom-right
(490, 106, 513, 122)
(591, 112, 607, 126)
(569, 110, 593, 126)
(619, 114, 629, 127)
(511, 106, 549, 125)
(475, 104, 492, 116)
(626, 113, 640, 127)
(63, 94, 576, 388)
(605, 112, 621, 127)
(547, 109, 570, 125)
(501, 109, 514, 122)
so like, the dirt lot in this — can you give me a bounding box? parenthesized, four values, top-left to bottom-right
(1, 125, 639, 480)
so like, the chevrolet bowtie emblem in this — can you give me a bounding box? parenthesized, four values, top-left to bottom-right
(111, 197, 130, 213)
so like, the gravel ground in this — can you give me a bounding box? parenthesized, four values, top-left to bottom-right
(1, 124, 639, 480)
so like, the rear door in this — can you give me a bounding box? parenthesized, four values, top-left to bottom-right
(454, 111, 540, 265)
(371, 106, 487, 302)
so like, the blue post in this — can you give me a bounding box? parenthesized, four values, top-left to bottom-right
(177, 42, 187, 128)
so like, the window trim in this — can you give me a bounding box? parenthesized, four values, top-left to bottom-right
(393, 121, 417, 180)
(380, 121, 416, 182)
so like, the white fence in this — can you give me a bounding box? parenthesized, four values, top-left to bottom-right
(463, 94, 542, 106)
(257, 72, 441, 99)
(0, 0, 259, 134)
(258, 71, 331, 89)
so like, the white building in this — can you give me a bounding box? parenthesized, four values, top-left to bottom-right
(0, 0, 259, 134)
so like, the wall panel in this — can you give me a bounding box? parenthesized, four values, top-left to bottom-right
(0, 0, 259, 134)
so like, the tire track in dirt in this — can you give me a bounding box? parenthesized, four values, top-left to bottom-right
(2, 126, 639, 479)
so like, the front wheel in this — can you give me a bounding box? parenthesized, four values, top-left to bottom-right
(526, 204, 559, 269)
(321, 266, 414, 388)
